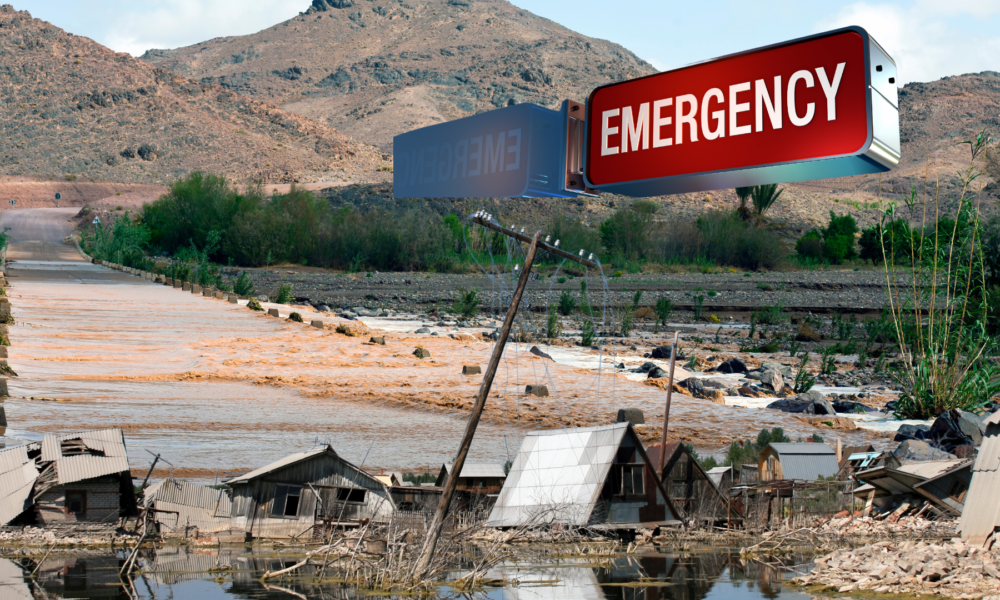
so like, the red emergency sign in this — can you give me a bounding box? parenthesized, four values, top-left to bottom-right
(585, 27, 899, 196)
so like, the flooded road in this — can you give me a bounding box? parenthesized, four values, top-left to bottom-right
(0, 548, 814, 600)
(0, 209, 889, 479)
(0, 209, 515, 477)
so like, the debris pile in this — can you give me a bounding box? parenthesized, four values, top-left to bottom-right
(796, 538, 1000, 597)
(817, 514, 956, 538)
(0, 524, 131, 547)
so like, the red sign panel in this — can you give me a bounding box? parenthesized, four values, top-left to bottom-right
(585, 28, 889, 195)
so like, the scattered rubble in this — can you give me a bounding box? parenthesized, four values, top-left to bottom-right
(796, 537, 1000, 598)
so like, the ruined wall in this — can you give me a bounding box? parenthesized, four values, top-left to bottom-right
(35, 478, 120, 525)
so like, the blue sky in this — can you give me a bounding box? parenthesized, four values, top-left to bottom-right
(15, 0, 1000, 84)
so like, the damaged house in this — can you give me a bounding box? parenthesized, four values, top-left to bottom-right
(646, 442, 731, 523)
(435, 462, 506, 511)
(227, 445, 396, 539)
(0, 429, 137, 526)
(854, 458, 972, 517)
(486, 423, 679, 529)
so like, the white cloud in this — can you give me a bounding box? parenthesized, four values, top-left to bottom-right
(101, 0, 303, 56)
(817, 2, 1000, 84)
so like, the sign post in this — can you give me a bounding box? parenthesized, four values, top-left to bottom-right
(584, 26, 898, 196)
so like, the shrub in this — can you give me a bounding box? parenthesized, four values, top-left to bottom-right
(453, 288, 479, 317)
(289, 312, 303, 322)
(599, 202, 656, 260)
(233, 271, 254, 297)
(557, 290, 577, 316)
(750, 184, 783, 219)
(823, 212, 858, 263)
(546, 215, 601, 260)
(581, 319, 595, 347)
(859, 219, 917, 265)
(751, 303, 785, 325)
(654, 297, 673, 324)
(546, 309, 561, 339)
(274, 283, 292, 304)
(247, 298, 263, 311)
(693, 211, 785, 270)
(336, 324, 356, 336)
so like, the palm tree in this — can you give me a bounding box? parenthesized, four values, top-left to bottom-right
(751, 183, 783, 220)
(735, 186, 753, 222)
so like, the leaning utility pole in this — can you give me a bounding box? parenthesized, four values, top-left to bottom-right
(412, 214, 596, 580)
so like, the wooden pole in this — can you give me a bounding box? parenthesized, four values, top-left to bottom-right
(412, 231, 542, 580)
(657, 331, 679, 476)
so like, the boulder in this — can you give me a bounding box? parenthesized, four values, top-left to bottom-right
(311, 320, 325, 329)
(413, 348, 430, 359)
(525, 384, 549, 397)
(630, 362, 658, 374)
(369, 336, 386, 345)
(760, 361, 793, 378)
(648, 366, 670, 379)
(615, 408, 645, 425)
(701, 378, 731, 390)
(679, 377, 706, 397)
(894, 423, 931, 442)
(340, 312, 357, 321)
(833, 399, 878, 414)
(267, 308, 280, 317)
(651, 345, 684, 360)
(414, 327, 430, 334)
(766, 390, 835, 415)
(760, 370, 784, 394)
(529, 346, 554, 361)
(712, 358, 748, 374)
(893, 439, 956, 464)
(462, 365, 481, 375)
(931, 408, 987, 446)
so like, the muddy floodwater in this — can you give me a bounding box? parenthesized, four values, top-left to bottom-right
(0, 548, 814, 599)
(1, 209, 895, 479)
(0, 209, 514, 477)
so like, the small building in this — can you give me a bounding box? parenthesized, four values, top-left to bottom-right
(33, 429, 138, 525)
(435, 462, 506, 494)
(0, 429, 137, 526)
(645, 442, 731, 523)
(961, 410, 1000, 547)
(388, 484, 442, 512)
(706, 467, 733, 490)
(227, 445, 395, 539)
(145, 478, 236, 537)
(758, 443, 839, 482)
(486, 423, 679, 529)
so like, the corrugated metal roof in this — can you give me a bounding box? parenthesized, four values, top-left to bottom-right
(898, 459, 966, 479)
(39, 429, 131, 484)
(443, 462, 506, 479)
(778, 453, 840, 481)
(150, 479, 232, 512)
(961, 418, 1000, 546)
(227, 446, 335, 485)
(0, 557, 33, 600)
(769, 443, 836, 456)
(0, 445, 38, 525)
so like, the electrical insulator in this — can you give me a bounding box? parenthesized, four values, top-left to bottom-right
(544, 235, 551, 243)
(578, 250, 584, 257)
(588, 253, 594, 261)
(554, 240, 560, 247)
(519, 227, 525, 235)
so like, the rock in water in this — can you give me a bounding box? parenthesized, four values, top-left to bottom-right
(713, 357, 748, 374)
(651, 346, 685, 360)
(529, 346, 554, 361)
(766, 390, 835, 415)
(760, 370, 784, 393)
(413, 347, 430, 359)
(525, 384, 548, 397)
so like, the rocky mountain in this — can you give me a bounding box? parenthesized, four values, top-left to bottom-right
(0, 5, 391, 184)
(140, 0, 654, 151)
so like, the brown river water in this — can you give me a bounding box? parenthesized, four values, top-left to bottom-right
(0, 209, 883, 480)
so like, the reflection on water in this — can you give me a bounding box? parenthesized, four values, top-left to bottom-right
(0, 547, 812, 600)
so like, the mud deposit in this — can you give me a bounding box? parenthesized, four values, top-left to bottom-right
(0, 548, 811, 600)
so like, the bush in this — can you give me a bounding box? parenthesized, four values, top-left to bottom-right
(694, 211, 785, 270)
(823, 212, 858, 263)
(247, 298, 263, 311)
(795, 230, 824, 260)
(557, 290, 577, 316)
(859, 219, 917, 264)
(274, 283, 292, 304)
(233, 271, 254, 297)
(289, 312, 303, 322)
(453, 288, 479, 317)
(655, 297, 673, 324)
(546, 215, 601, 260)
(599, 202, 656, 260)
